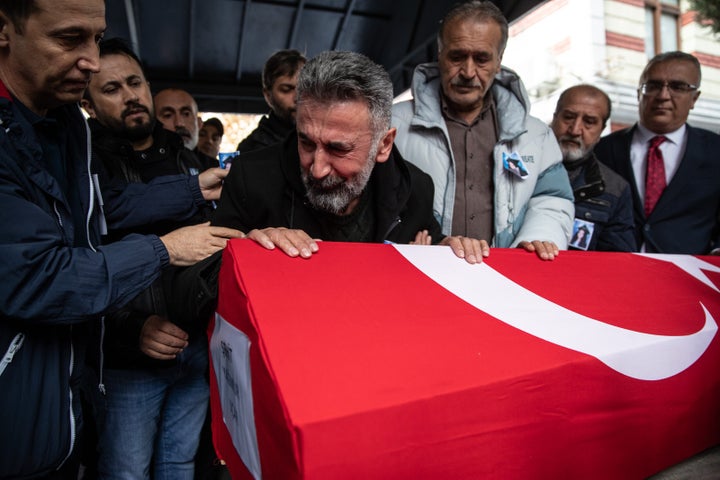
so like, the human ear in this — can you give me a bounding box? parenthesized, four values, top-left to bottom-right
(375, 128, 397, 164)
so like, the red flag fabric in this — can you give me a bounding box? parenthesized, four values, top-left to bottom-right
(208, 240, 720, 480)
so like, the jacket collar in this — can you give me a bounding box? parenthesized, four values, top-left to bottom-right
(567, 152, 605, 200)
(409, 62, 530, 141)
(266, 109, 295, 131)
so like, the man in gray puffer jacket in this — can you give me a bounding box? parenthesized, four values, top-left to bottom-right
(393, 0, 573, 261)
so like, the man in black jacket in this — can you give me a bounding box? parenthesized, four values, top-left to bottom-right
(215, 50, 488, 262)
(236, 49, 306, 154)
(81, 38, 221, 480)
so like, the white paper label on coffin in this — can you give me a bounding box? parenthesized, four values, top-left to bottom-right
(393, 245, 719, 381)
(211, 315, 262, 480)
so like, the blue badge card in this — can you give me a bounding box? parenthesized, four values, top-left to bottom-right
(219, 151, 240, 169)
(502, 151, 529, 179)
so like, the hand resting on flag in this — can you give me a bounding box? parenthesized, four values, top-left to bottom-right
(247, 227, 320, 259)
(438, 234, 490, 264)
(518, 240, 560, 261)
(247, 227, 489, 264)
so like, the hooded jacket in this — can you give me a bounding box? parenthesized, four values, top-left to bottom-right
(392, 63, 573, 248)
(0, 93, 168, 477)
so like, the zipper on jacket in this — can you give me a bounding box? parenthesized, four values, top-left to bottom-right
(0, 333, 25, 377)
(98, 316, 106, 395)
(57, 327, 77, 471)
(53, 200, 63, 228)
(382, 217, 402, 241)
(57, 113, 96, 471)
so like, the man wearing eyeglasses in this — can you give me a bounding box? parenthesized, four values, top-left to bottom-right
(594, 51, 720, 255)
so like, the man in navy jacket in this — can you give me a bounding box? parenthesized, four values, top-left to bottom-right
(0, 2, 242, 478)
(550, 85, 636, 252)
(594, 51, 720, 255)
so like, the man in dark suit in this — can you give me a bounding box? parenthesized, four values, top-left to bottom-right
(594, 51, 720, 254)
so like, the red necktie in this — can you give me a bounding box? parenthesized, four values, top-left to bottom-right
(644, 135, 667, 217)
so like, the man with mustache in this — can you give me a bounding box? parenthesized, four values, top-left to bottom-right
(594, 51, 720, 254)
(81, 38, 228, 479)
(393, 1, 574, 260)
(212, 50, 488, 262)
(550, 85, 635, 251)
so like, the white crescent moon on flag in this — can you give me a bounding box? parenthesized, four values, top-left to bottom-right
(393, 245, 719, 381)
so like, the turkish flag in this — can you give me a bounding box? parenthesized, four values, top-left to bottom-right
(208, 241, 720, 479)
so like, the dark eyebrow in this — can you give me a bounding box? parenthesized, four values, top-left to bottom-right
(297, 132, 352, 151)
(101, 80, 121, 90)
(647, 79, 692, 85)
(49, 26, 89, 37)
(326, 140, 354, 151)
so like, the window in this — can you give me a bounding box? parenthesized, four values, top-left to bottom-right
(645, 0, 680, 57)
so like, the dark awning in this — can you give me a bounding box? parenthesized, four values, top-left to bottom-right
(105, 0, 546, 113)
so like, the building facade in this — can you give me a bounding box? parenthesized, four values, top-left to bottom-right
(503, 0, 720, 133)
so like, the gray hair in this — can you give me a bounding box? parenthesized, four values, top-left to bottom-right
(296, 50, 393, 139)
(438, 1, 509, 56)
(640, 51, 702, 87)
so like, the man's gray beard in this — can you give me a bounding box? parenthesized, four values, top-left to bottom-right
(561, 145, 585, 163)
(559, 138, 591, 165)
(301, 142, 378, 215)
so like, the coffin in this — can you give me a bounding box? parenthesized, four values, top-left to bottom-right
(208, 240, 720, 479)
